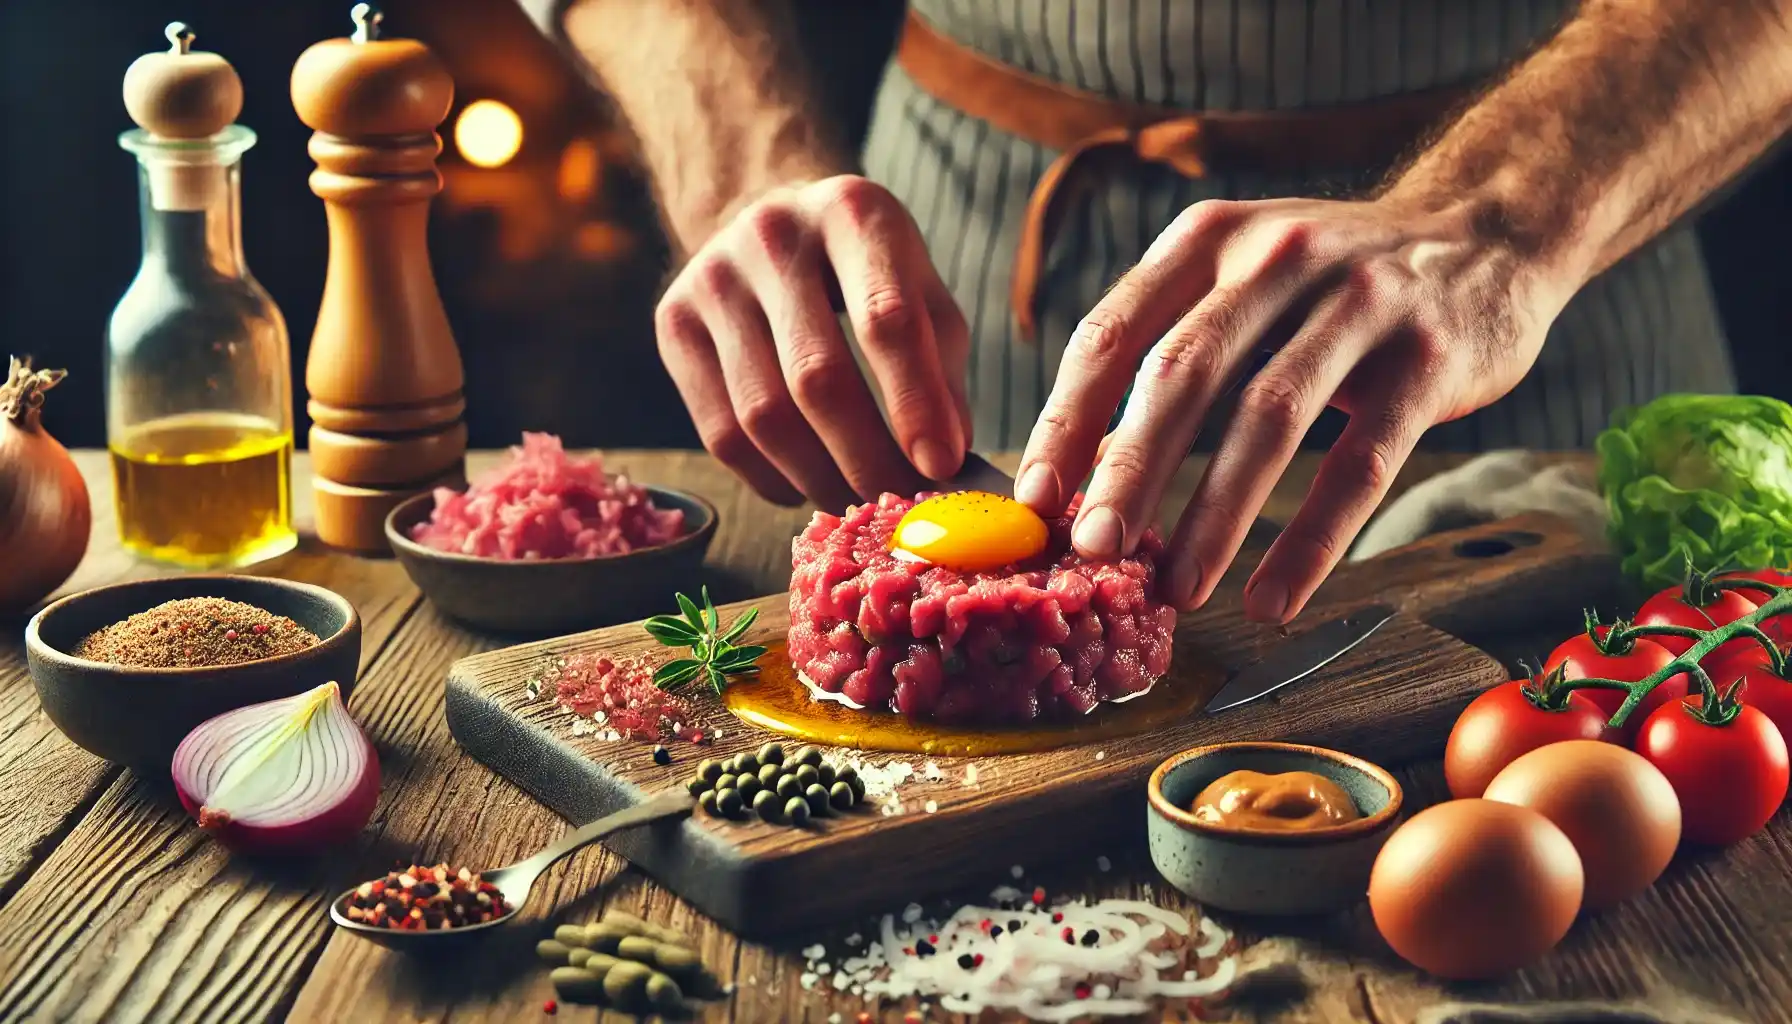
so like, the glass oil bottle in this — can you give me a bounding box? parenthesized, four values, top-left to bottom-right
(108, 24, 296, 567)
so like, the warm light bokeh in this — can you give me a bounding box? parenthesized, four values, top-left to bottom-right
(454, 99, 524, 169)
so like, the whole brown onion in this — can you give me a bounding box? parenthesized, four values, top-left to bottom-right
(0, 356, 90, 615)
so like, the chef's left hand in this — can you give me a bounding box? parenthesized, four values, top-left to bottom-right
(1014, 196, 1570, 623)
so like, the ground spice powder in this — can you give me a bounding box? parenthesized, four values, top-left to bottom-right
(73, 597, 322, 668)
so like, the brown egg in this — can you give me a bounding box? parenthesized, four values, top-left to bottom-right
(1484, 740, 1681, 910)
(1369, 799, 1583, 979)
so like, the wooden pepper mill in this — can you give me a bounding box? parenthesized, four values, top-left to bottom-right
(291, 3, 466, 553)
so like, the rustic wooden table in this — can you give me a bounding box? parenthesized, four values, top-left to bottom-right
(0, 450, 1781, 1024)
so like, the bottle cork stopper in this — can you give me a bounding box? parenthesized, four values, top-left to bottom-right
(123, 22, 243, 140)
(291, 4, 453, 138)
(122, 23, 247, 213)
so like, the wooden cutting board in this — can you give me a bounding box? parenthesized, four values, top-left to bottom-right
(446, 513, 1612, 937)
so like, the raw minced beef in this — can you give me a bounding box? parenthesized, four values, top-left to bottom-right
(788, 493, 1177, 724)
(410, 432, 684, 560)
(549, 653, 706, 743)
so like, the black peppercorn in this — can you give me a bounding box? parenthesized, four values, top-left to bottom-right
(651, 745, 671, 766)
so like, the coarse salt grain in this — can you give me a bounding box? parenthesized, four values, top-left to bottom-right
(1097, 856, 1112, 872)
(1094, 750, 1106, 760)
(924, 800, 939, 813)
(923, 761, 943, 780)
(964, 764, 980, 786)
(1010, 865, 1025, 879)
(903, 903, 925, 924)
(846, 933, 863, 946)
(803, 943, 826, 961)
(800, 972, 819, 990)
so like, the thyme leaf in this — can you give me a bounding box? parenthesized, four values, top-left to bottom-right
(647, 587, 767, 695)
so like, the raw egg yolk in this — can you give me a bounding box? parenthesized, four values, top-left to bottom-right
(891, 492, 1049, 572)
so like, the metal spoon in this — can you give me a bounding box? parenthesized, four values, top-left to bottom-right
(329, 789, 695, 949)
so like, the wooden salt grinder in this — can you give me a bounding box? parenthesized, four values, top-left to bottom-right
(291, 3, 466, 553)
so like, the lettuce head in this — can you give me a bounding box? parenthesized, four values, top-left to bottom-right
(1596, 393, 1792, 590)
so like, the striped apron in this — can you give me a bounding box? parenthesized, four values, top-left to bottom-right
(864, 0, 1735, 451)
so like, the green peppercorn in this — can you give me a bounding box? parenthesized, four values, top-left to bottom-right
(829, 780, 855, 809)
(717, 788, 745, 818)
(776, 774, 803, 799)
(785, 796, 812, 826)
(846, 773, 867, 800)
(537, 939, 573, 965)
(758, 742, 785, 765)
(804, 782, 832, 816)
(646, 971, 685, 1011)
(698, 759, 723, 783)
(835, 764, 859, 785)
(794, 745, 823, 767)
(817, 763, 836, 787)
(686, 776, 711, 797)
(758, 762, 782, 786)
(602, 961, 654, 1011)
(554, 924, 592, 948)
(794, 764, 820, 787)
(752, 788, 781, 821)
(715, 772, 737, 792)
(736, 773, 761, 799)
(551, 966, 605, 1005)
(698, 790, 719, 816)
(736, 752, 760, 774)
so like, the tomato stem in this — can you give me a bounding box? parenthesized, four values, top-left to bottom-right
(1559, 582, 1792, 730)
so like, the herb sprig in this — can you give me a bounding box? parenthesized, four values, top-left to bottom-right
(646, 587, 766, 695)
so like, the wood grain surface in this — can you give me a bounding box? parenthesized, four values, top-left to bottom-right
(446, 513, 1611, 936)
(0, 450, 1782, 1024)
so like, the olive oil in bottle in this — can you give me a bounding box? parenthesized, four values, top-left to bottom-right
(110, 413, 295, 567)
(108, 27, 295, 568)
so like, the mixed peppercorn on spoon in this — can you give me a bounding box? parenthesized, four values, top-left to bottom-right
(329, 789, 695, 950)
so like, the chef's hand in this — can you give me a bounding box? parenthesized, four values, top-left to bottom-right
(655, 175, 972, 510)
(1015, 196, 1564, 623)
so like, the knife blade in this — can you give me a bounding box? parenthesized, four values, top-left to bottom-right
(943, 451, 1015, 494)
(1203, 602, 1396, 713)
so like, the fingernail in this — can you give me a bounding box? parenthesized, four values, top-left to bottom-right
(912, 438, 960, 481)
(1174, 564, 1206, 610)
(1074, 505, 1126, 558)
(1015, 462, 1059, 509)
(1246, 580, 1290, 622)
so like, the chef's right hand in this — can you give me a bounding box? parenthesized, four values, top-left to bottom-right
(655, 175, 972, 510)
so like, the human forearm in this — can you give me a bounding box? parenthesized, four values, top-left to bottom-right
(560, 0, 853, 252)
(1384, 0, 1792, 294)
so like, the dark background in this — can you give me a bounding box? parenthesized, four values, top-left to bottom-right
(4, 0, 1787, 452)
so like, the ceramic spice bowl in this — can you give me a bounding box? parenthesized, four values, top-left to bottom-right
(385, 486, 720, 635)
(1146, 741, 1404, 916)
(26, 574, 362, 770)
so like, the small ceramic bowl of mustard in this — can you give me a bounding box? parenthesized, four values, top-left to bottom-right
(1147, 741, 1403, 916)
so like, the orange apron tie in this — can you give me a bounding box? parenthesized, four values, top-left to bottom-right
(894, 10, 1474, 343)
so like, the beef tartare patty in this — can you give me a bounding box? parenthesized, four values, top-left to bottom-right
(788, 493, 1177, 724)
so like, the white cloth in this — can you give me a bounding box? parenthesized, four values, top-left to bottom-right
(1348, 451, 1609, 561)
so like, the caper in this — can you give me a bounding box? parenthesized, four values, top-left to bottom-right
(776, 775, 803, 799)
(587, 923, 633, 953)
(794, 745, 823, 767)
(835, 764, 859, 786)
(551, 966, 606, 1005)
(817, 763, 836, 787)
(758, 762, 782, 786)
(699, 790, 719, 816)
(652, 942, 703, 979)
(686, 776, 711, 797)
(602, 911, 649, 934)
(752, 788, 782, 821)
(758, 742, 785, 765)
(568, 947, 594, 968)
(715, 773, 737, 792)
(617, 935, 660, 964)
(829, 780, 855, 809)
(536, 939, 572, 965)
(644, 923, 692, 947)
(554, 924, 592, 948)
(717, 788, 745, 818)
(646, 971, 686, 1011)
(794, 764, 820, 787)
(804, 783, 832, 816)
(847, 773, 867, 800)
(736, 773, 761, 799)
(736, 752, 760, 774)
(698, 759, 723, 783)
(602, 960, 653, 1010)
(786, 796, 812, 827)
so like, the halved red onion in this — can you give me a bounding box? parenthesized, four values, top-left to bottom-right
(171, 681, 380, 854)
